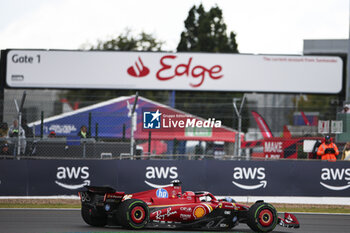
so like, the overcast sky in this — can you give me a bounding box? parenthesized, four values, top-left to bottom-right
(0, 0, 348, 54)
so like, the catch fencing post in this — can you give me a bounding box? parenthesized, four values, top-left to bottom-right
(88, 112, 92, 138)
(233, 94, 246, 158)
(122, 124, 126, 141)
(13, 91, 26, 157)
(130, 92, 139, 159)
(148, 131, 151, 155)
(95, 123, 99, 140)
(40, 111, 44, 139)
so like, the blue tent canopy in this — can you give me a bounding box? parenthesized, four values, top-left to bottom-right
(29, 96, 153, 138)
(29, 95, 237, 142)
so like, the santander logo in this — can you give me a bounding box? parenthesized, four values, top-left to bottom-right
(127, 57, 150, 77)
(126, 55, 223, 87)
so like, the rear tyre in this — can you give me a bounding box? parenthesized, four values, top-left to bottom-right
(116, 199, 149, 229)
(247, 201, 278, 232)
(81, 204, 107, 227)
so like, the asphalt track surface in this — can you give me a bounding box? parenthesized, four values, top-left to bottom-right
(0, 209, 350, 233)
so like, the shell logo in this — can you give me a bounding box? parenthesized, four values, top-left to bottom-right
(193, 206, 205, 218)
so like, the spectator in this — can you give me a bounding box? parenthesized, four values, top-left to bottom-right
(316, 135, 339, 161)
(48, 131, 56, 138)
(8, 119, 26, 155)
(0, 122, 9, 156)
(77, 125, 89, 138)
(341, 142, 350, 161)
(0, 122, 8, 137)
(342, 104, 350, 113)
(21, 118, 34, 156)
(0, 143, 10, 155)
(21, 119, 33, 138)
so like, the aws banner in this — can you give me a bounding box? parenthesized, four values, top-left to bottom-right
(0, 160, 349, 196)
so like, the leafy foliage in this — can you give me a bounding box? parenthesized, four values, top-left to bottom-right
(84, 30, 163, 51)
(177, 4, 238, 53)
(175, 4, 242, 128)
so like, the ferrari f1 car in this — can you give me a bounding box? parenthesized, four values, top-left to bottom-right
(78, 180, 299, 232)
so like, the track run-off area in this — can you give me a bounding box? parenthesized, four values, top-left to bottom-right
(0, 209, 350, 233)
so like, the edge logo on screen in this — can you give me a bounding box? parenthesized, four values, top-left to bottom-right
(126, 55, 223, 88)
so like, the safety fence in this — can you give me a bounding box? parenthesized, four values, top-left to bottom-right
(0, 159, 349, 198)
(0, 89, 348, 160)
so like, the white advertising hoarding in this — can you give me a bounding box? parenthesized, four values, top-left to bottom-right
(5, 50, 343, 93)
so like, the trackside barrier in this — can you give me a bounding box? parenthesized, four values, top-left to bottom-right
(0, 160, 349, 197)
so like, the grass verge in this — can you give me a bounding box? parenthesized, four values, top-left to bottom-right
(272, 204, 350, 214)
(0, 199, 80, 209)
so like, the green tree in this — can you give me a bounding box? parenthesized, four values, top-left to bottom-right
(177, 4, 238, 53)
(87, 30, 163, 51)
(175, 4, 242, 128)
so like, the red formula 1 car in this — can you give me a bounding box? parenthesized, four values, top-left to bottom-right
(78, 180, 299, 232)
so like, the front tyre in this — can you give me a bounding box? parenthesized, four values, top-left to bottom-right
(116, 199, 149, 229)
(247, 202, 278, 232)
(81, 204, 107, 227)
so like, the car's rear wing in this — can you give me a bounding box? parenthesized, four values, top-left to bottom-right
(78, 186, 126, 203)
(84, 185, 117, 194)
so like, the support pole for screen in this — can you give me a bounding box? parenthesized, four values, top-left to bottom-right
(233, 94, 246, 158)
(148, 131, 151, 155)
(130, 92, 139, 159)
(14, 91, 26, 157)
(40, 111, 44, 139)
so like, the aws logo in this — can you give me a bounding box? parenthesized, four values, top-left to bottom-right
(55, 166, 90, 190)
(144, 166, 178, 188)
(320, 168, 350, 191)
(232, 167, 267, 190)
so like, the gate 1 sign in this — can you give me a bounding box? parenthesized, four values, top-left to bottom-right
(5, 50, 343, 93)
